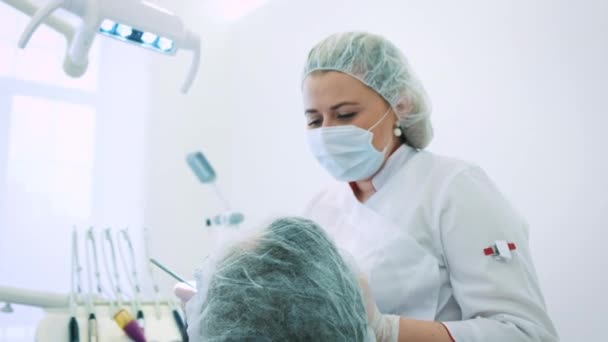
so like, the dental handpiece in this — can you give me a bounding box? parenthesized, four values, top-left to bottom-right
(117, 229, 145, 330)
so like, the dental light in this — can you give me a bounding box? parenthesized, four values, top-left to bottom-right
(2, 0, 201, 93)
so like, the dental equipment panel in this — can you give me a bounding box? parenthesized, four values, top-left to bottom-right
(2, 0, 201, 93)
(0, 226, 188, 341)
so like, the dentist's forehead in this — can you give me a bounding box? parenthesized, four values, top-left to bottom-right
(302, 71, 376, 110)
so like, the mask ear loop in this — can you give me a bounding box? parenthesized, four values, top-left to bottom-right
(367, 107, 392, 132)
(367, 107, 397, 155)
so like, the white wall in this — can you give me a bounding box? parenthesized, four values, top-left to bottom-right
(146, 0, 607, 340)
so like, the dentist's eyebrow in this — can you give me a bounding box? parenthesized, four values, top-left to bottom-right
(305, 101, 360, 115)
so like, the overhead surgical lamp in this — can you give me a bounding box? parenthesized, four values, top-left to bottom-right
(2, 0, 201, 93)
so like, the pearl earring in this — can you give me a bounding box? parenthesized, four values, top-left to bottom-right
(393, 125, 403, 137)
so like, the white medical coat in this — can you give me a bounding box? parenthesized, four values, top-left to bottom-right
(304, 145, 559, 341)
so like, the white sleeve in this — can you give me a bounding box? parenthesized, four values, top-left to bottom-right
(438, 167, 559, 342)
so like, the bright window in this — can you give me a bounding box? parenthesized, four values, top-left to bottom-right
(6, 96, 96, 221)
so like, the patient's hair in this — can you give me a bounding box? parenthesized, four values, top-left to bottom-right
(188, 217, 369, 341)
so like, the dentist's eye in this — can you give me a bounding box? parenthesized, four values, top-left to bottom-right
(307, 119, 322, 127)
(337, 112, 357, 120)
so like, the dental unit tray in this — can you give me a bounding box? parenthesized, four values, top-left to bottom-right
(0, 285, 185, 341)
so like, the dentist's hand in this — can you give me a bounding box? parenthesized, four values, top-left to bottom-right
(358, 275, 400, 342)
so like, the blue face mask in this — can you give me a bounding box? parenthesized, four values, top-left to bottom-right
(306, 108, 392, 182)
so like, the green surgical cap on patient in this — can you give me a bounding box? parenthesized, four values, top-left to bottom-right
(186, 217, 373, 341)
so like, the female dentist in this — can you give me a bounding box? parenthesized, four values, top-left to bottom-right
(301, 32, 559, 342)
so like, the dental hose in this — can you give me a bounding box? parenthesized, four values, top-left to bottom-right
(172, 308, 188, 342)
(69, 316, 79, 342)
(85, 227, 99, 342)
(70, 227, 82, 341)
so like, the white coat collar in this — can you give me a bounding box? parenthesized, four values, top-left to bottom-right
(371, 144, 417, 191)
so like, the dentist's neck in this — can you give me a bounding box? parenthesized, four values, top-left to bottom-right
(350, 179, 376, 203)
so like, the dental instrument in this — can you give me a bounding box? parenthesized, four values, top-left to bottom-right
(186, 151, 216, 184)
(144, 230, 188, 341)
(149, 259, 194, 289)
(187, 150, 245, 227)
(101, 228, 147, 341)
(84, 227, 101, 342)
(85, 227, 117, 314)
(117, 228, 146, 331)
(113, 309, 147, 342)
(205, 211, 245, 227)
(187, 151, 229, 209)
(100, 228, 125, 306)
(143, 227, 162, 320)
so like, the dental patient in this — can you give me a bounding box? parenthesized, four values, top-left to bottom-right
(176, 217, 374, 342)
